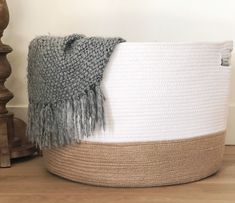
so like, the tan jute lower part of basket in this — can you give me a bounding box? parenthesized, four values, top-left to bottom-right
(43, 131, 225, 187)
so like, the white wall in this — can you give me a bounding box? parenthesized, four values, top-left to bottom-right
(3, 0, 235, 143)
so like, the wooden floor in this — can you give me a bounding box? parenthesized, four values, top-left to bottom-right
(0, 146, 235, 203)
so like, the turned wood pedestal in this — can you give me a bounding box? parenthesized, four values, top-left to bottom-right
(0, 0, 36, 167)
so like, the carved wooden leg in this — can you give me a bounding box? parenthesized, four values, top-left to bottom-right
(0, 0, 12, 167)
(0, 0, 36, 167)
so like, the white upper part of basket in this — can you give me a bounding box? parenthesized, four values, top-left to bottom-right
(83, 41, 233, 142)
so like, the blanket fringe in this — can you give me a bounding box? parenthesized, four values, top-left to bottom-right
(27, 85, 105, 149)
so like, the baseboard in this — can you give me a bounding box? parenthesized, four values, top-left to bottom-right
(6, 105, 235, 145)
(7, 106, 28, 123)
(226, 105, 235, 145)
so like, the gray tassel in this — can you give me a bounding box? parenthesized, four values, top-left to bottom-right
(95, 85, 105, 130)
(27, 85, 106, 149)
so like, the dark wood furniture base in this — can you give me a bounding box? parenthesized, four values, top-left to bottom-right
(0, 113, 37, 167)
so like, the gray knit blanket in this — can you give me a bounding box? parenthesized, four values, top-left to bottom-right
(27, 34, 125, 149)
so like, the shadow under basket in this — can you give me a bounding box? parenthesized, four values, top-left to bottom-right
(43, 132, 225, 187)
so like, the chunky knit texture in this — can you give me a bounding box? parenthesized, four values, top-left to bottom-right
(27, 34, 125, 149)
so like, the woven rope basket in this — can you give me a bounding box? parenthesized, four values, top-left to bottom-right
(43, 41, 233, 187)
